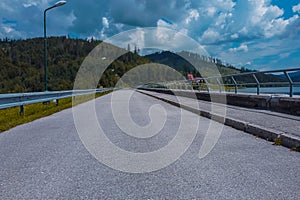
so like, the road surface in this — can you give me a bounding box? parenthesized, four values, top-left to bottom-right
(0, 89, 299, 199)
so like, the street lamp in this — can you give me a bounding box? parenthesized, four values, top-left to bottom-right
(44, 0, 67, 91)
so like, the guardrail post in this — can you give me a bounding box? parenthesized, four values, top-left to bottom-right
(203, 78, 210, 92)
(176, 81, 180, 90)
(43, 101, 50, 105)
(189, 81, 193, 90)
(216, 78, 222, 93)
(164, 82, 168, 89)
(284, 71, 293, 97)
(55, 99, 59, 106)
(20, 105, 24, 116)
(181, 81, 185, 90)
(231, 76, 238, 94)
(252, 74, 260, 95)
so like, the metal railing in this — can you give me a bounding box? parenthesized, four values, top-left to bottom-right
(0, 88, 114, 113)
(142, 68, 300, 97)
(201, 68, 300, 97)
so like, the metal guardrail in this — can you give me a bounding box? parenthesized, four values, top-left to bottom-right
(201, 68, 300, 97)
(0, 88, 114, 111)
(142, 68, 300, 97)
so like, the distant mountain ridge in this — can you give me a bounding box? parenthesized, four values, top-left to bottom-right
(145, 51, 241, 77)
(277, 71, 300, 82)
(287, 71, 300, 82)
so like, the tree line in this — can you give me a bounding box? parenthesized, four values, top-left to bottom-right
(0, 36, 286, 93)
(0, 37, 150, 93)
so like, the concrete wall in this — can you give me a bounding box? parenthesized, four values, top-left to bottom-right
(140, 88, 300, 116)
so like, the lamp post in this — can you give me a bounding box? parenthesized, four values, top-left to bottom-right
(44, 0, 66, 91)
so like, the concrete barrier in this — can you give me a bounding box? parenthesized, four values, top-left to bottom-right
(269, 97, 300, 115)
(139, 88, 300, 116)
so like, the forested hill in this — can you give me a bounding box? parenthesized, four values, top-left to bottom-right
(145, 51, 241, 77)
(2, 36, 282, 94)
(0, 37, 99, 92)
(0, 37, 149, 93)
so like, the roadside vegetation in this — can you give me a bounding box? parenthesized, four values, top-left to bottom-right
(0, 91, 111, 133)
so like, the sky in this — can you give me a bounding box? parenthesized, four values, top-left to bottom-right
(0, 0, 300, 71)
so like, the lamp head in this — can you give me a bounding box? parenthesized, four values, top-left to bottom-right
(55, 0, 66, 7)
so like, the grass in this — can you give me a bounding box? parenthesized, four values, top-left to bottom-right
(273, 138, 300, 152)
(192, 83, 245, 91)
(273, 138, 283, 146)
(0, 91, 111, 133)
(291, 146, 300, 152)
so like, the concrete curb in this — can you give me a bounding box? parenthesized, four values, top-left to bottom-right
(138, 90, 300, 151)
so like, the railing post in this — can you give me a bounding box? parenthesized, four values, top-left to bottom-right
(284, 71, 293, 97)
(204, 78, 210, 92)
(163, 82, 167, 89)
(190, 80, 193, 90)
(216, 78, 222, 93)
(252, 74, 260, 95)
(19, 105, 24, 116)
(231, 76, 237, 94)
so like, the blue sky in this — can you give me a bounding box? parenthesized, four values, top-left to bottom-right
(0, 0, 300, 71)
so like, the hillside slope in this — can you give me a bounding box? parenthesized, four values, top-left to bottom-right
(146, 51, 241, 77)
(0, 37, 149, 93)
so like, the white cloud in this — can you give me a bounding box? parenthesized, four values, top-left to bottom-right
(129, 28, 145, 48)
(199, 29, 220, 44)
(229, 44, 248, 52)
(157, 19, 174, 28)
(250, 3, 283, 24)
(231, 33, 239, 39)
(207, 0, 299, 42)
(264, 15, 299, 38)
(99, 17, 110, 39)
(185, 9, 199, 24)
(0, 2, 14, 12)
(217, 36, 300, 70)
(23, 2, 38, 8)
(239, 27, 248, 35)
(0, 24, 22, 38)
(3, 26, 14, 34)
(202, 0, 236, 11)
(102, 17, 109, 28)
(215, 12, 232, 29)
(293, 3, 300, 13)
(62, 10, 76, 29)
(105, 27, 204, 55)
(280, 52, 291, 59)
(205, 7, 217, 17)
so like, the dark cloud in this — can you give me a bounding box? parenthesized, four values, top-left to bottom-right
(67, 0, 109, 36)
(66, 0, 189, 37)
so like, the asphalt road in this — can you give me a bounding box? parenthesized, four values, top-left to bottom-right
(0, 89, 299, 199)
